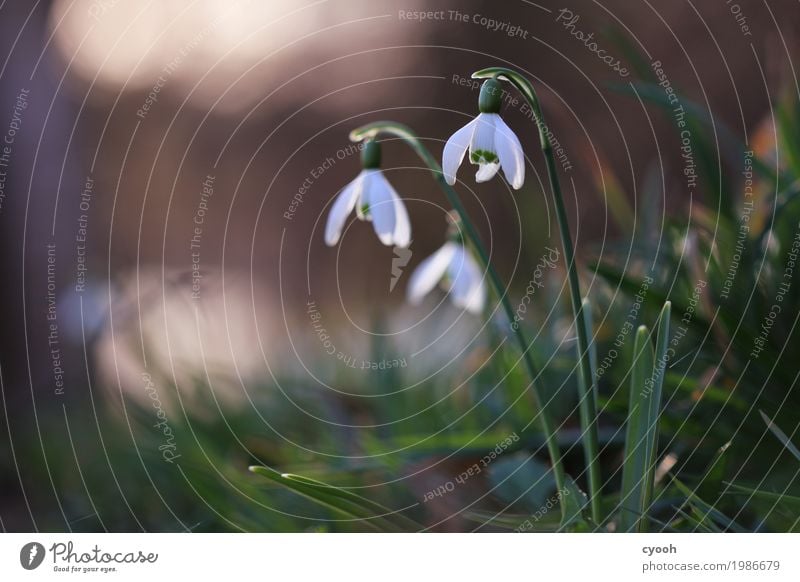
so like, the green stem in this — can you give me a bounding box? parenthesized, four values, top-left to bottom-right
(472, 66, 602, 524)
(350, 121, 567, 511)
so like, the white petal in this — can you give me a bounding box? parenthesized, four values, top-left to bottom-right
(447, 245, 487, 314)
(494, 115, 525, 189)
(324, 172, 365, 246)
(406, 242, 457, 305)
(442, 117, 477, 185)
(475, 163, 500, 183)
(364, 170, 396, 246)
(464, 277, 487, 314)
(355, 170, 372, 221)
(469, 113, 497, 164)
(390, 186, 411, 248)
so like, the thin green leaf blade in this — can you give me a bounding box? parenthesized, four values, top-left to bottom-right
(760, 410, 800, 462)
(674, 478, 747, 533)
(559, 477, 591, 531)
(644, 302, 671, 502)
(723, 483, 800, 510)
(619, 325, 655, 532)
(249, 467, 419, 532)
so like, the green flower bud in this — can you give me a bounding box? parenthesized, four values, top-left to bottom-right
(361, 139, 382, 169)
(478, 78, 503, 113)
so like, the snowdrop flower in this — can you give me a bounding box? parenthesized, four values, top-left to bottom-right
(407, 237, 487, 314)
(442, 78, 525, 189)
(325, 140, 411, 248)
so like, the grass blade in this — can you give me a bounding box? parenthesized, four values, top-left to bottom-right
(558, 477, 591, 531)
(618, 303, 669, 533)
(249, 467, 420, 532)
(612, 81, 780, 185)
(463, 509, 561, 532)
(647, 302, 671, 480)
(674, 479, 747, 533)
(760, 410, 800, 462)
(619, 325, 654, 531)
(723, 483, 800, 510)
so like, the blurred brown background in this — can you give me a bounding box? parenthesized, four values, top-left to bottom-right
(0, 0, 798, 529)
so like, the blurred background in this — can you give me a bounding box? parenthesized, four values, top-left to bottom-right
(2, 0, 800, 532)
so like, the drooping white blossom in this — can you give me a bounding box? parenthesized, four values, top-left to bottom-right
(442, 112, 525, 190)
(325, 169, 411, 248)
(406, 241, 486, 314)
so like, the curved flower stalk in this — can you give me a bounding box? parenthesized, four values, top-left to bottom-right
(471, 66, 602, 523)
(407, 221, 487, 314)
(349, 121, 568, 513)
(325, 140, 411, 248)
(443, 79, 525, 189)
